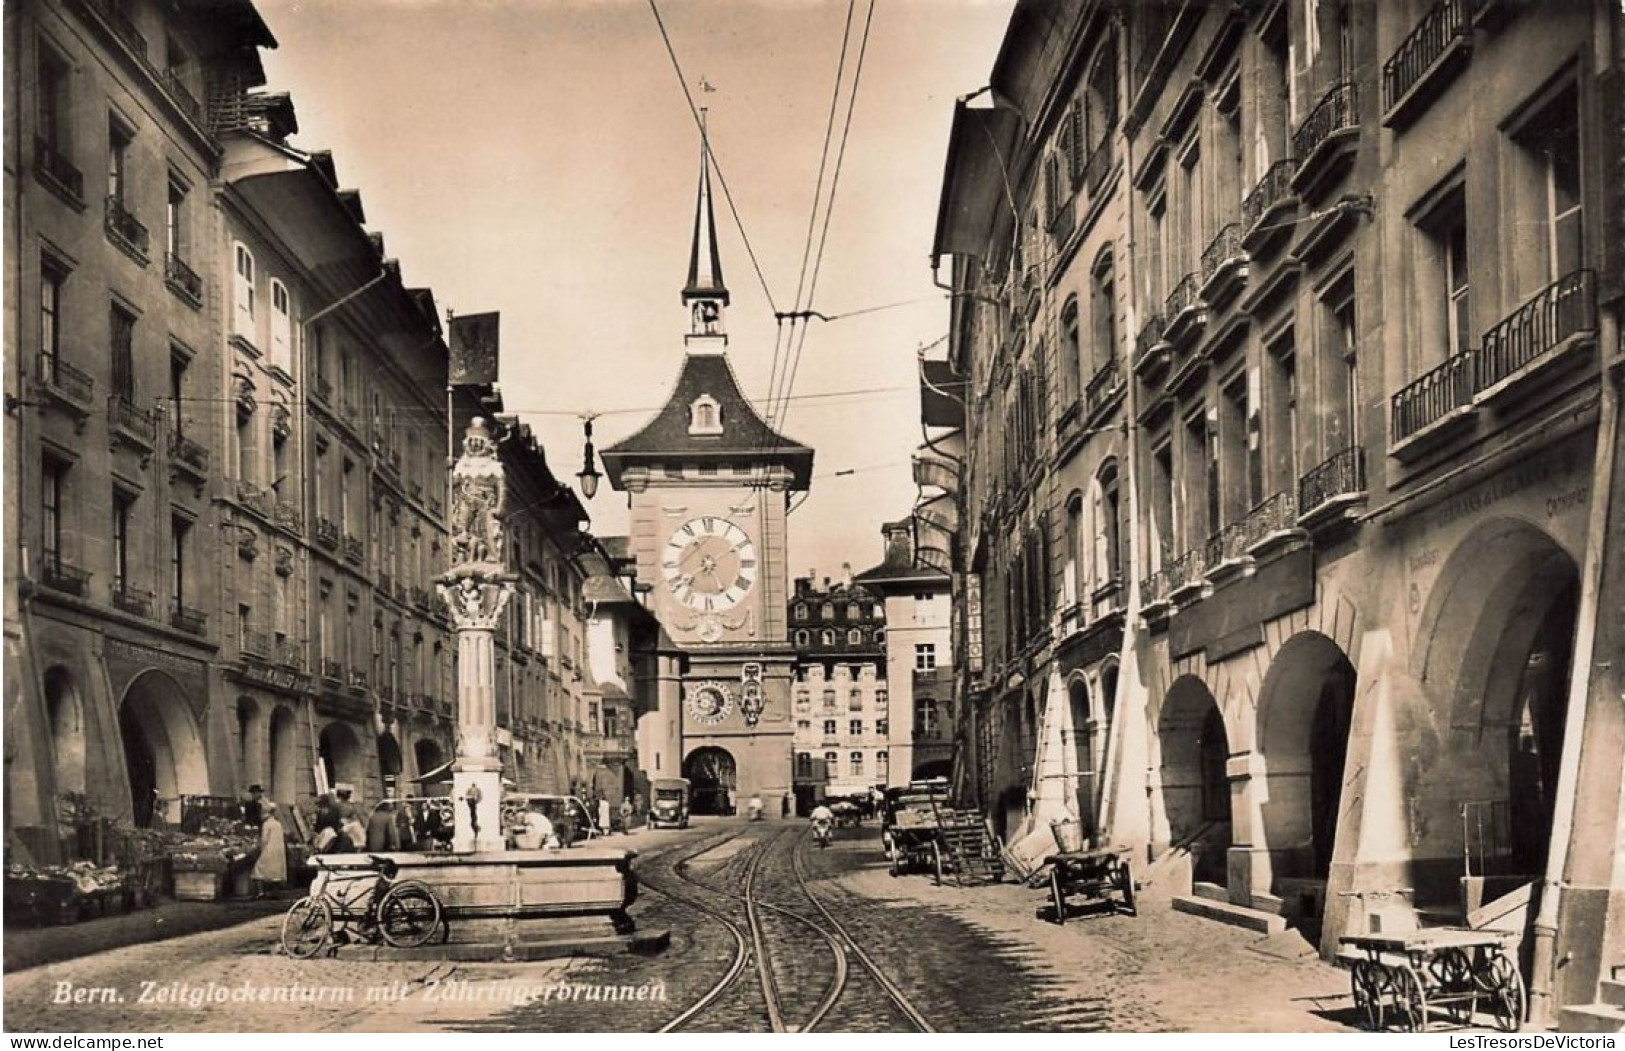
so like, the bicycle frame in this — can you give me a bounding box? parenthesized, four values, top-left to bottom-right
(310, 860, 391, 932)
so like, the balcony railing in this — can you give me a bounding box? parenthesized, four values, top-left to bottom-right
(314, 516, 341, 550)
(1292, 82, 1360, 166)
(170, 602, 207, 635)
(109, 395, 158, 448)
(1201, 223, 1247, 285)
(1383, 0, 1472, 116)
(1205, 519, 1253, 570)
(1242, 159, 1297, 233)
(1393, 347, 1476, 442)
(1241, 491, 1300, 550)
(342, 534, 364, 565)
(1135, 314, 1166, 362)
(168, 433, 209, 474)
(33, 137, 84, 203)
(1475, 270, 1596, 394)
(276, 638, 306, 671)
(1165, 272, 1203, 323)
(273, 500, 302, 534)
(1084, 358, 1122, 419)
(321, 658, 344, 683)
(38, 352, 93, 405)
(1298, 444, 1367, 515)
(94, 0, 149, 60)
(40, 554, 91, 597)
(1081, 133, 1115, 197)
(348, 667, 368, 691)
(104, 196, 150, 260)
(112, 585, 154, 618)
(159, 70, 203, 125)
(164, 252, 203, 304)
(241, 629, 272, 659)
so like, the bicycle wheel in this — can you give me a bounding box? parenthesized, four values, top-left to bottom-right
(280, 896, 332, 959)
(377, 881, 442, 948)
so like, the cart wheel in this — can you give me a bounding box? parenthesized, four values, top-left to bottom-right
(1393, 966, 1428, 1033)
(1350, 960, 1386, 1031)
(1114, 860, 1137, 916)
(280, 896, 332, 959)
(1483, 951, 1526, 1033)
(1051, 867, 1067, 925)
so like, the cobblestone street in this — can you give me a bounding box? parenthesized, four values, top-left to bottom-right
(5, 820, 1357, 1033)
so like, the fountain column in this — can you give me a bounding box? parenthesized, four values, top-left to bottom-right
(437, 418, 513, 853)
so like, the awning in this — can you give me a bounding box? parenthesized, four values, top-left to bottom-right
(413, 760, 453, 784)
(920, 359, 966, 429)
(932, 101, 1024, 266)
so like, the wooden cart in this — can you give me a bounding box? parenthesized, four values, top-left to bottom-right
(1340, 927, 1524, 1032)
(1045, 847, 1136, 922)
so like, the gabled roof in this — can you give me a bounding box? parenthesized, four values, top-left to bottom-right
(601, 353, 813, 490)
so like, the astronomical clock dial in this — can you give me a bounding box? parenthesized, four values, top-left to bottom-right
(687, 682, 733, 725)
(662, 516, 758, 613)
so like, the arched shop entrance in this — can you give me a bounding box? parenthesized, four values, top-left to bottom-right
(1257, 632, 1358, 884)
(1158, 675, 1231, 886)
(684, 746, 737, 815)
(1414, 519, 1581, 917)
(118, 671, 209, 827)
(44, 666, 87, 796)
(318, 721, 365, 796)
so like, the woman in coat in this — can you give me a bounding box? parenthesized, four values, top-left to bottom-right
(252, 801, 288, 898)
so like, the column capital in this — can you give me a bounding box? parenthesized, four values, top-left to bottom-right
(438, 574, 515, 630)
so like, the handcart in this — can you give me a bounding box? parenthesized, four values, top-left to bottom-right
(1045, 846, 1136, 922)
(1340, 927, 1524, 1033)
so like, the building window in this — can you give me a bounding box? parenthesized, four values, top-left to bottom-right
(915, 697, 938, 736)
(270, 280, 292, 372)
(1220, 374, 1251, 525)
(169, 349, 188, 440)
(874, 629, 885, 647)
(1150, 438, 1174, 567)
(112, 490, 134, 592)
(914, 643, 936, 672)
(109, 302, 135, 400)
(795, 629, 810, 647)
(171, 516, 190, 607)
(849, 688, 863, 711)
(822, 719, 837, 737)
(236, 406, 254, 483)
(822, 688, 836, 710)
(1321, 276, 1358, 452)
(1413, 181, 1471, 369)
(40, 257, 65, 374)
(688, 394, 722, 435)
(1090, 250, 1116, 373)
(821, 601, 835, 620)
(796, 752, 813, 778)
(877, 717, 889, 736)
(850, 752, 864, 777)
(1265, 330, 1298, 497)
(849, 720, 863, 737)
(106, 115, 132, 205)
(847, 628, 862, 646)
(37, 43, 70, 153)
(42, 456, 67, 566)
(795, 603, 808, 621)
(1065, 492, 1085, 605)
(233, 242, 256, 341)
(876, 751, 889, 780)
(1510, 84, 1582, 287)
(821, 629, 835, 647)
(1061, 297, 1082, 404)
(824, 750, 839, 773)
(166, 177, 187, 262)
(1099, 464, 1123, 586)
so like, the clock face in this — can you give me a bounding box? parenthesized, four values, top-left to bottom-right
(662, 516, 758, 612)
(687, 682, 732, 725)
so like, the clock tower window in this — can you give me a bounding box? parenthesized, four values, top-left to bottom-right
(689, 395, 723, 436)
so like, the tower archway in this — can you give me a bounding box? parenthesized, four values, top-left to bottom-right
(684, 746, 737, 815)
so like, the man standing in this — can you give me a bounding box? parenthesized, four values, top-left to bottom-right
(366, 800, 401, 852)
(241, 784, 265, 826)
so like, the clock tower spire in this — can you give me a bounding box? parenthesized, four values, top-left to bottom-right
(683, 112, 729, 348)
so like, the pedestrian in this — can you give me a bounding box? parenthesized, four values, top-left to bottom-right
(619, 797, 634, 834)
(366, 800, 401, 852)
(781, 794, 791, 820)
(241, 784, 265, 827)
(252, 801, 287, 898)
(598, 796, 613, 838)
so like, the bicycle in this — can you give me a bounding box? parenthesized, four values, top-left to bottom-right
(280, 854, 443, 958)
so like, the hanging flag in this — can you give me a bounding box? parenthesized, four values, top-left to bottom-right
(449, 311, 500, 387)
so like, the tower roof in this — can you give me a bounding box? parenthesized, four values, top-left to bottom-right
(683, 121, 729, 305)
(600, 352, 813, 490)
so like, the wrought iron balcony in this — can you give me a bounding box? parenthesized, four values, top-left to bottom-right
(1240, 490, 1301, 552)
(1083, 358, 1122, 420)
(1383, 0, 1473, 126)
(1298, 445, 1367, 520)
(112, 585, 154, 618)
(33, 137, 84, 203)
(276, 638, 306, 671)
(104, 196, 149, 261)
(1134, 313, 1168, 372)
(91, 0, 149, 60)
(1392, 347, 1476, 444)
(321, 658, 344, 683)
(38, 352, 94, 409)
(1291, 82, 1360, 193)
(40, 554, 91, 597)
(314, 516, 341, 550)
(108, 395, 157, 449)
(240, 629, 273, 659)
(168, 432, 209, 475)
(1475, 270, 1596, 396)
(273, 500, 303, 534)
(1242, 159, 1298, 235)
(164, 252, 203, 305)
(170, 602, 207, 635)
(1205, 521, 1251, 573)
(342, 534, 365, 565)
(159, 70, 203, 125)
(1165, 272, 1202, 322)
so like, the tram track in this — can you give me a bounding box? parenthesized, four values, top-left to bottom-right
(637, 823, 931, 1033)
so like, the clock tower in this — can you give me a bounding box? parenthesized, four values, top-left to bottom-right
(601, 124, 813, 818)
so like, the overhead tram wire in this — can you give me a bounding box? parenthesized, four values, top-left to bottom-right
(647, 0, 778, 316)
(769, 0, 877, 452)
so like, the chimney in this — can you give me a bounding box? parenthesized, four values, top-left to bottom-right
(883, 521, 913, 566)
(841, 562, 852, 587)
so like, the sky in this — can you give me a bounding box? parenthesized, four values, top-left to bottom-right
(254, 0, 1014, 581)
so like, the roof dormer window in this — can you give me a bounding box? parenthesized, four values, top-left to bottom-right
(688, 394, 723, 436)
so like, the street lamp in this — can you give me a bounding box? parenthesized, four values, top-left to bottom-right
(576, 416, 601, 500)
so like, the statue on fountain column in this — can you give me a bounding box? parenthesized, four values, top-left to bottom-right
(449, 418, 505, 570)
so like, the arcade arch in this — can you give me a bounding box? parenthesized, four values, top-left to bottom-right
(117, 671, 209, 827)
(1157, 675, 1231, 885)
